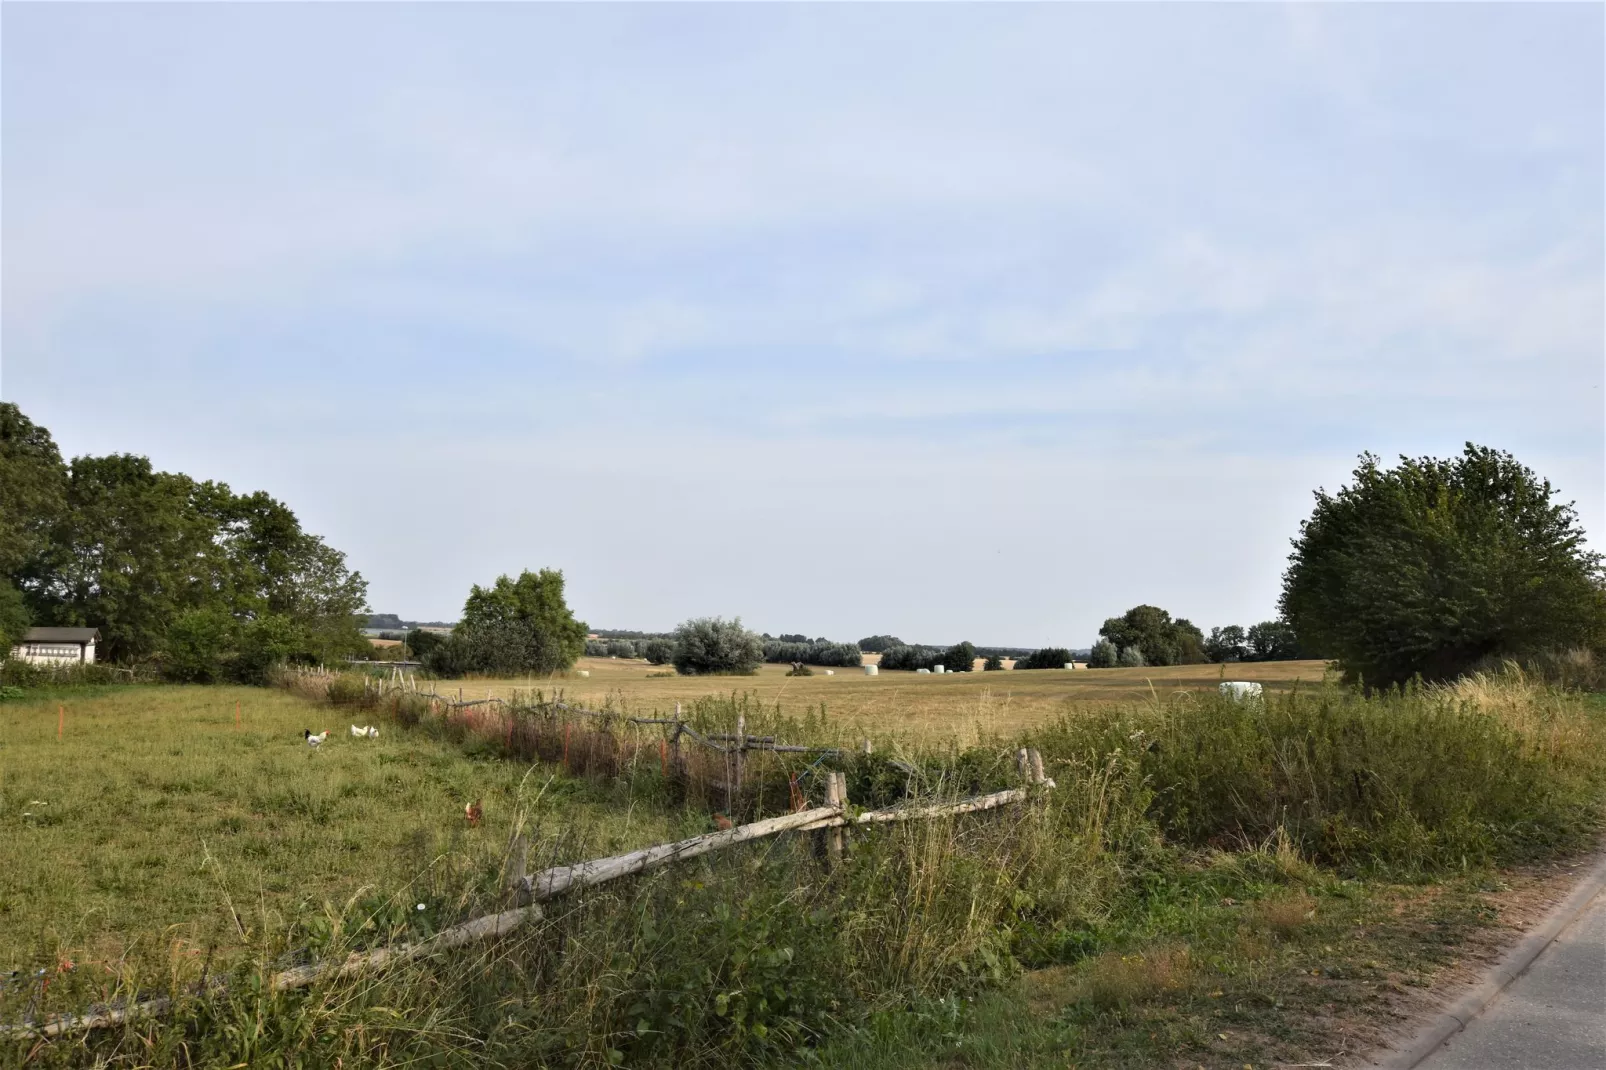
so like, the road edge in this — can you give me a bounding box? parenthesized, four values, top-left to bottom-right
(1366, 848, 1606, 1069)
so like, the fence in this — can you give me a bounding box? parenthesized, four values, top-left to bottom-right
(287, 665, 864, 819)
(8, 746, 1054, 1039)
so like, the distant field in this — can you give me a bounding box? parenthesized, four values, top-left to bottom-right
(444, 657, 1334, 741)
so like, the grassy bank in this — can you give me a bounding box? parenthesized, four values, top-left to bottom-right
(5, 670, 1603, 1068)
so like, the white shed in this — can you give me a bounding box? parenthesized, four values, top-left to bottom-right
(11, 627, 100, 665)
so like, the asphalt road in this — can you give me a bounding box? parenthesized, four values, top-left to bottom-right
(1418, 889, 1606, 1069)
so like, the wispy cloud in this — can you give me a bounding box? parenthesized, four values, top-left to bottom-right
(4, 3, 1600, 643)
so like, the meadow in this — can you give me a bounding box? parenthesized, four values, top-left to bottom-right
(2, 666, 1603, 1069)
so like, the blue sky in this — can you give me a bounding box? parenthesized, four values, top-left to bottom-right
(4, 4, 1601, 646)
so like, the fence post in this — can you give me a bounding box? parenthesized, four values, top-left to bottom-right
(861, 738, 872, 755)
(1016, 747, 1031, 782)
(508, 834, 531, 907)
(733, 711, 746, 815)
(1029, 749, 1046, 785)
(825, 771, 848, 867)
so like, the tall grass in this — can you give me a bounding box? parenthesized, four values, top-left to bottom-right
(1028, 673, 1606, 872)
(11, 668, 1604, 1067)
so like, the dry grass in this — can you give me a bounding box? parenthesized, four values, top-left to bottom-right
(1251, 893, 1318, 941)
(448, 657, 1332, 743)
(1082, 946, 1196, 1009)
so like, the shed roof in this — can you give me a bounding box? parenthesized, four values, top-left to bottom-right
(20, 627, 101, 643)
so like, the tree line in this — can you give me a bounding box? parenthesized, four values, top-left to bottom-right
(0, 404, 369, 681)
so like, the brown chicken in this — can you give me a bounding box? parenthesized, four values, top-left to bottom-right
(464, 799, 483, 828)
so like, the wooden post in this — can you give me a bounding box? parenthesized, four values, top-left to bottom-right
(1029, 749, 1046, 785)
(1016, 747, 1030, 782)
(825, 771, 848, 866)
(733, 711, 746, 815)
(58, 704, 64, 741)
(861, 738, 872, 755)
(508, 834, 531, 906)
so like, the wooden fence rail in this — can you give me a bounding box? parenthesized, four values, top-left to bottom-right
(6, 752, 1052, 1040)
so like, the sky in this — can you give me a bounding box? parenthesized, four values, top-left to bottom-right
(3, 4, 1602, 648)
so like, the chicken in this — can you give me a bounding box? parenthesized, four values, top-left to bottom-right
(464, 799, 483, 827)
(350, 725, 380, 739)
(713, 813, 733, 831)
(303, 729, 329, 748)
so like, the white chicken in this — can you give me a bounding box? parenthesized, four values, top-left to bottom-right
(303, 729, 329, 748)
(349, 724, 379, 739)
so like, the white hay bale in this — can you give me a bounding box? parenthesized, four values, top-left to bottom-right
(916, 667, 930, 675)
(824, 669, 834, 676)
(933, 664, 945, 674)
(1064, 662, 1074, 670)
(1219, 681, 1262, 701)
(578, 670, 590, 678)
(864, 665, 879, 676)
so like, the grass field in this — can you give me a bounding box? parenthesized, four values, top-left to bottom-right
(4, 669, 1603, 1069)
(0, 686, 683, 982)
(448, 657, 1332, 742)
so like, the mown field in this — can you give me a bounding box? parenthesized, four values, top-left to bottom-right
(3, 670, 1603, 1070)
(452, 657, 1332, 742)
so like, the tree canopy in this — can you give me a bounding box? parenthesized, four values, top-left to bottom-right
(1097, 605, 1207, 666)
(1280, 445, 1606, 687)
(434, 569, 589, 676)
(0, 403, 368, 675)
(672, 617, 764, 676)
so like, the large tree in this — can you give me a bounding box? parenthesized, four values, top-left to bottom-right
(0, 404, 67, 581)
(453, 568, 588, 675)
(1097, 605, 1208, 666)
(1, 404, 368, 669)
(1280, 446, 1606, 687)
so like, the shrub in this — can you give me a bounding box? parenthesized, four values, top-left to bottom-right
(1017, 647, 1073, 671)
(857, 635, 903, 653)
(942, 641, 977, 672)
(1117, 645, 1146, 668)
(983, 655, 1002, 671)
(585, 640, 610, 657)
(404, 628, 446, 660)
(1246, 620, 1301, 661)
(672, 617, 764, 676)
(163, 608, 237, 683)
(786, 663, 814, 677)
(233, 614, 304, 685)
(606, 639, 637, 658)
(1281, 445, 1606, 687)
(642, 638, 675, 665)
(877, 645, 943, 672)
(1086, 640, 1117, 668)
(762, 640, 861, 667)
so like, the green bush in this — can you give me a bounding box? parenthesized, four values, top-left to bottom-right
(983, 655, 1003, 671)
(1086, 640, 1117, 668)
(1018, 647, 1073, 670)
(1117, 645, 1146, 668)
(1098, 606, 1206, 666)
(606, 639, 637, 658)
(672, 617, 763, 676)
(642, 638, 675, 665)
(163, 608, 237, 683)
(942, 641, 978, 672)
(1282, 445, 1606, 686)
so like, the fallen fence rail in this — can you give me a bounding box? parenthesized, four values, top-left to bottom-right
(5, 753, 1052, 1040)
